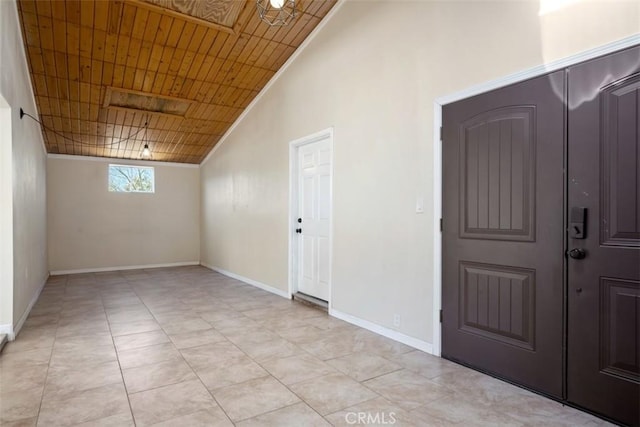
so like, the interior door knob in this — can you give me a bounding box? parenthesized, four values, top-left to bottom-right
(568, 248, 586, 259)
(295, 228, 302, 234)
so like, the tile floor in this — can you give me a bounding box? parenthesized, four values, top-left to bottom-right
(0, 266, 612, 426)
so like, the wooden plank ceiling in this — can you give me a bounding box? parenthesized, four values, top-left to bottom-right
(17, 0, 336, 163)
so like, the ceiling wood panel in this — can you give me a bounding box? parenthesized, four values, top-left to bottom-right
(18, 0, 336, 163)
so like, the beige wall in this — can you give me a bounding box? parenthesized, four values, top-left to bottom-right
(201, 0, 639, 348)
(0, 0, 48, 332)
(48, 157, 200, 272)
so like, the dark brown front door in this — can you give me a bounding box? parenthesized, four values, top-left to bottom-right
(567, 46, 640, 427)
(442, 71, 566, 398)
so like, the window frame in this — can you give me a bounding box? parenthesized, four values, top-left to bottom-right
(108, 164, 156, 194)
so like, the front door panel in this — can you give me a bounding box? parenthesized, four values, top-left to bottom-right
(567, 46, 640, 427)
(442, 71, 565, 398)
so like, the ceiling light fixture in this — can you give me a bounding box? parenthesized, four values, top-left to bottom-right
(256, 0, 296, 26)
(140, 119, 152, 159)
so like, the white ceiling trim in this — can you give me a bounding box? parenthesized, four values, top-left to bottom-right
(47, 153, 200, 168)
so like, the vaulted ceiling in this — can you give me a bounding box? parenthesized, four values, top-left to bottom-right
(17, 0, 336, 163)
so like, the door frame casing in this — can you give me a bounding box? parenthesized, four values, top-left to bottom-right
(432, 34, 640, 357)
(288, 127, 335, 308)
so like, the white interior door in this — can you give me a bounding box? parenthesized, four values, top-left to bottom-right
(296, 137, 331, 301)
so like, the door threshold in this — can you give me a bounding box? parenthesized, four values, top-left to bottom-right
(293, 292, 328, 312)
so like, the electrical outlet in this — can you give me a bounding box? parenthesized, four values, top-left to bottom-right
(393, 314, 401, 327)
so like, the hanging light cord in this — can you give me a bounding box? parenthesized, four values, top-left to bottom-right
(19, 108, 148, 147)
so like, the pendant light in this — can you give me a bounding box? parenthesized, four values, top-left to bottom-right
(140, 118, 152, 159)
(256, 0, 296, 26)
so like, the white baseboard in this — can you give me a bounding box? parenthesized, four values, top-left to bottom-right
(12, 273, 49, 339)
(329, 308, 434, 355)
(201, 263, 291, 299)
(50, 261, 200, 276)
(1, 272, 49, 341)
(0, 323, 13, 339)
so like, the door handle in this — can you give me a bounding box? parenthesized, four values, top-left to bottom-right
(295, 228, 302, 234)
(568, 248, 586, 259)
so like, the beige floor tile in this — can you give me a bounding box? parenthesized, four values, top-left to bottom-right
(58, 302, 103, 319)
(195, 355, 269, 391)
(3, 327, 56, 355)
(49, 344, 117, 369)
(37, 383, 130, 427)
(261, 353, 337, 385)
(325, 397, 420, 427)
(499, 390, 608, 426)
(117, 342, 182, 369)
(114, 330, 170, 351)
(289, 373, 379, 415)
(235, 337, 303, 362)
(0, 417, 38, 427)
(122, 358, 197, 393)
(414, 405, 523, 427)
(364, 370, 453, 410)
(394, 350, 467, 379)
(550, 408, 617, 427)
(150, 407, 233, 427)
(213, 376, 300, 422)
(198, 308, 244, 324)
(102, 297, 142, 309)
(21, 313, 60, 329)
(224, 328, 280, 346)
(0, 387, 43, 423)
(359, 335, 414, 358)
(108, 319, 162, 337)
(105, 307, 154, 323)
(241, 306, 291, 321)
(57, 312, 107, 327)
(327, 352, 402, 381)
(180, 341, 245, 371)
(0, 363, 49, 393)
(298, 331, 365, 360)
(168, 328, 227, 349)
(161, 318, 212, 335)
(237, 402, 330, 427)
(72, 412, 135, 427)
(53, 332, 114, 350)
(207, 315, 261, 332)
(152, 310, 199, 324)
(29, 303, 63, 317)
(43, 360, 123, 399)
(432, 369, 535, 409)
(129, 379, 218, 426)
(55, 320, 111, 338)
(412, 394, 520, 425)
(274, 325, 327, 344)
(304, 315, 357, 331)
(0, 347, 52, 369)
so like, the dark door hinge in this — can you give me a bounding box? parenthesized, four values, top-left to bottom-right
(439, 309, 443, 323)
(439, 218, 443, 232)
(439, 126, 443, 141)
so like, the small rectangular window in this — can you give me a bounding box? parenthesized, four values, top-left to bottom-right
(108, 164, 155, 193)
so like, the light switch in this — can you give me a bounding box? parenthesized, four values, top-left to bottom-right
(416, 196, 424, 214)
